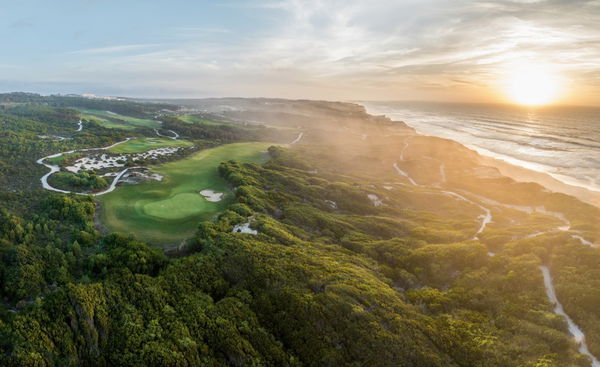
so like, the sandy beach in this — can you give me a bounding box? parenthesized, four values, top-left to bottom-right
(478, 154, 600, 209)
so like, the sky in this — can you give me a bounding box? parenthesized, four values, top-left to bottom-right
(1, 0, 600, 105)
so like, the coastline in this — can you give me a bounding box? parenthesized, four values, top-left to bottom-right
(361, 103, 600, 209)
(478, 154, 600, 209)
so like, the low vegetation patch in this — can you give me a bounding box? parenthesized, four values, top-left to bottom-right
(48, 171, 109, 192)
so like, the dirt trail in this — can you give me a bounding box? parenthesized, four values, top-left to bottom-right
(540, 266, 600, 367)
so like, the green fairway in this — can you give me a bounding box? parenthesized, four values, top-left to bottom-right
(178, 114, 225, 125)
(96, 121, 137, 130)
(98, 142, 272, 245)
(80, 113, 108, 123)
(78, 109, 161, 128)
(108, 138, 193, 154)
(81, 114, 136, 130)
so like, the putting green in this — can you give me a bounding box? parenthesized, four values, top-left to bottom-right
(108, 138, 192, 154)
(143, 193, 207, 220)
(98, 142, 272, 246)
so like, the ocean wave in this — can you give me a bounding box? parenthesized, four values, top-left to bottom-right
(362, 102, 600, 193)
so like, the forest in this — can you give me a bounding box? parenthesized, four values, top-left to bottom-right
(0, 94, 598, 366)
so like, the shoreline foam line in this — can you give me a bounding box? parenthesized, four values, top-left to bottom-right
(360, 103, 600, 208)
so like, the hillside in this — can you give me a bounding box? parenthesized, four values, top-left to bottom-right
(0, 93, 598, 366)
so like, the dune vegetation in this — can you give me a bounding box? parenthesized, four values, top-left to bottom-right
(1, 93, 600, 366)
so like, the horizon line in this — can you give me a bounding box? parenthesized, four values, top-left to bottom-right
(2, 90, 599, 109)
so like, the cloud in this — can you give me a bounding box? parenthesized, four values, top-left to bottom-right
(8, 0, 600, 103)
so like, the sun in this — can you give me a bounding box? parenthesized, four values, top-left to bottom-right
(504, 66, 562, 106)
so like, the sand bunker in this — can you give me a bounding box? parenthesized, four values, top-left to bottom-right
(200, 189, 224, 202)
(232, 222, 258, 235)
(65, 147, 182, 174)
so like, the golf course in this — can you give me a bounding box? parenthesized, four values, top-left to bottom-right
(178, 114, 226, 125)
(98, 142, 272, 245)
(80, 114, 137, 130)
(79, 108, 161, 129)
(107, 137, 193, 154)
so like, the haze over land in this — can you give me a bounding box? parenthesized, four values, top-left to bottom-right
(2, 0, 600, 105)
(1, 92, 599, 366)
(1, 1, 600, 366)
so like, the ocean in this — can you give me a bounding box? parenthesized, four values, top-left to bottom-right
(361, 101, 600, 194)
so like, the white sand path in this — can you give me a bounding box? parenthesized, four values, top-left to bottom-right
(400, 137, 412, 161)
(395, 137, 597, 246)
(395, 138, 492, 238)
(36, 138, 134, 194)
(394, 137, 599, 363)
(395, 137, 599, 361)
(393, 163, 418, 186)
(154, 128, 179, 140)
(463, 192, 598, 246)
(91, 169, 130, 196)
(36, 151, 76, 193)
(440, 191, 492, 238)
(540, 266, 600, 367)
(290, 132, 304, 144)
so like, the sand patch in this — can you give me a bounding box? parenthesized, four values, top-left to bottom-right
(200, 189, 224, 202)
(325, 200, 337, 209)
(367, 194, 383, 207)
(232, 222, 258, 235)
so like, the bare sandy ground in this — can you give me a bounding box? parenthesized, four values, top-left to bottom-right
(200, 189, 224, 202)
(540, 265, 600, 366)
(478, 155, 600, 209)
(232, 222, 258, 234)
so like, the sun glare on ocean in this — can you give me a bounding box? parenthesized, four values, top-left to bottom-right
(504, 66, 563, 106)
